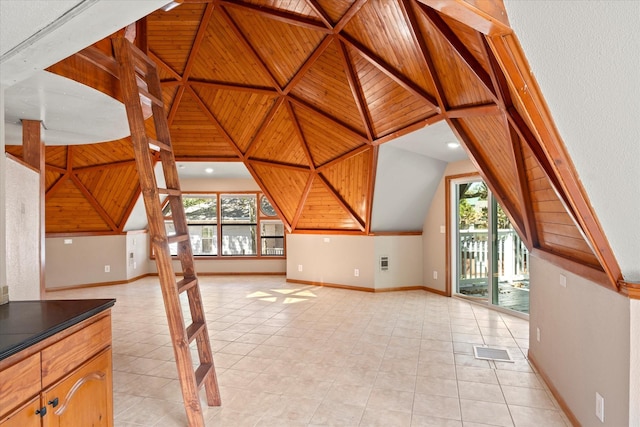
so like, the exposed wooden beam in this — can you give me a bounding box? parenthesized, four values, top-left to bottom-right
(189, 80, 278, 95)
(365, 145, 378, 234)
(286, 100, 316, 170)
(399, 0, 448, 111)
(74, 160, 137, 173)
(117, 186, 142, 233)
(291, 174, 316, 231)
(304, 0, 334, 29)
(247, 159, 311, 172)
(337, 39, 374, 142)
(244, 163, 293, 232)
(339, 33, 440, 111)
(416, 0, 511, 36)
(220, 0, 331, 33)
(148, 49, 183, 81)
(507, 121, 536, 249)
(446, 103, 500, 118)
(316, 144, 370, 172)
(76, 45, 119, 78)
(418, 4, 497, 101)
(334, 0, 368, 33)
(373, 113, 443, 146)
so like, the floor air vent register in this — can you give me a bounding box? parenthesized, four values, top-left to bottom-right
(473, 346, 514, 363)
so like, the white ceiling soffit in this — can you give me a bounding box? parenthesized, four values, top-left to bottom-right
(176, 162, 252, 180)
(4, 71, 129, 145)
(0, 0, 171, 86)
(371, 145, 447, 232)
(505, 0, 640, 280)
(384, 121, 468, 163)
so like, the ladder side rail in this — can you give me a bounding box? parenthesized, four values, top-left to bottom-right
(112, 38, 207, 427)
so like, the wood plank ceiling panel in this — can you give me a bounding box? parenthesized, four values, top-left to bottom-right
(249, 103, 309, 166)
(521, 142, 601, 268)
(169, 91, 238, 158)
(296, 178, 360, 230)
(251, 163, 310, 224)
(226, 7, 326, 87)
(342, 0, 437, 96)
(454, 115, 524, 228)
(415, 8, 495, 108)
(320, 148, 372, 221)
(293, 103, 366, 167)
(146, 3, 205, 75)
(189, 9, 274, 87)
(71, 140, 135, 168)
(347, 46, 437, 138)
(45, 179, 110, 233)
(290, 40, 368, 135)
(315, 0, 355, 24)
(46, 146, 68, 169)
(75, 164, 139, 226)
(240, 0, 323, 20)
(191, 85, 279, 154)
(439, 13, 491, 76)
(161, 86, 179, 117)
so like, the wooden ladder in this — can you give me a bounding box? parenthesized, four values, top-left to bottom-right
(113, 37, 220, 427)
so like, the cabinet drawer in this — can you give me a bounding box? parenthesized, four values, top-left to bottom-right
(0, 353, 41, 419)
(41, 316, 111, 388)
(0, 395, 41, 427)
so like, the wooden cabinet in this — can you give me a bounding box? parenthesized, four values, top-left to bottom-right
(0, 310, 113, 427)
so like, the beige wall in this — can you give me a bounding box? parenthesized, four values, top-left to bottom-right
(125, 232, 150, 279)
(422, 159, 477, 293)
(529, 256, 630, 427)
(0, 86, 6, 298)
(148, 258, 286, 275)
(286, 234, 422, 290)
(5, 156, 41, 300)
(46, 235, 127, 288)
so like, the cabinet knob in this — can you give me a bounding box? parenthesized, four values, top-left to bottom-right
(35, 406, 47, 417)
(48, 397, 59, 407)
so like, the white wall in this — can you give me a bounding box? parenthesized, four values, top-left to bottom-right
(125, 232, 150, 279)
(529, 256, 630, 427)
(287, 234, 423, 290)
(422, 159, 478, 293)
(5, 157, 40, 300)
(46, 235, 127, 288)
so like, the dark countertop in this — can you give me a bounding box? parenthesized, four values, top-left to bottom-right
(0, 299, 116, 361)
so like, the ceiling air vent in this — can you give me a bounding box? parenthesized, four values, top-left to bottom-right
(473, 346, 514, 362)
(380, 256, 389, 271)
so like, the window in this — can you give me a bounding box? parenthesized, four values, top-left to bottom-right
(162, 192, 284, 258)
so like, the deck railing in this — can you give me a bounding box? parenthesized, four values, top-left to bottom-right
(459, 229, 529, 289)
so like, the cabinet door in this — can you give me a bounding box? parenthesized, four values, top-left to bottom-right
(0, 396, 41, 427)
(42, 348, 113, 427)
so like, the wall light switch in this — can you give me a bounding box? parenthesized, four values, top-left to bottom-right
(595, 392, 604, 422)
(440, 225, 446, 234)
(323, 237, 330, 243)
(64, 239, 73, 245)
(354, 268, 359, 277)
(536, 327, 541, 342)
(433, 271, 438, 280)
(297, 264, 303, 272)
(104, 265, 111, 273)
(559, 274, 567, 287)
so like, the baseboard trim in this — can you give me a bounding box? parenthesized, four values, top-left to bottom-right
(46, 273, 152, 292)
(150, 272, 286, 277)
(528, 352, 580, 427)
(286, 279, 448, 295)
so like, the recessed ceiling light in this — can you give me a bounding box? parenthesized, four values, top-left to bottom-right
(161, 1, 181, 12)
(205, 168, 214, 174)
(447, 142, 460, 149)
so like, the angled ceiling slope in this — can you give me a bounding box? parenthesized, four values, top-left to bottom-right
(6, 0, 626, 292)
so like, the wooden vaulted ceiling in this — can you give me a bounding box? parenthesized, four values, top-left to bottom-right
(5, 0, 625, 290)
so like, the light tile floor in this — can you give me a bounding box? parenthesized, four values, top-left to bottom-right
(47, 276, 571, 427)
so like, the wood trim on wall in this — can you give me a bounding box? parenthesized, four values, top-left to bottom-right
(530, 248, 609, 289)
(619, 281, 640, 300)
(286, 278, 443, 295)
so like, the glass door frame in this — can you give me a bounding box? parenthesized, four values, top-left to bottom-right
(446, 173, 529, 318)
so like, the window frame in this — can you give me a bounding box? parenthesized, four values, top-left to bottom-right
(158, 191, 285, 259)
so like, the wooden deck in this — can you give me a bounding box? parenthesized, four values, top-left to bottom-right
(458, 282, 530, 314)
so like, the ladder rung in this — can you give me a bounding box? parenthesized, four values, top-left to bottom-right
(148, 137, 171, 152)
(139, 87, 163, 108)
(177, 277, 198, 293)
(158, 188, 181, 197)
(195, 363, 213, 389)
(186, 322, 206, 343)
(167, 233, 189, 245)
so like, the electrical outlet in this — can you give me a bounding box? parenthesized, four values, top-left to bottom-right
(536, 327, 540, 342)
(559, 274, 567, 287)
(64, 238, 72, 245)
(133, 262, 137, 269)
(354, 268, 359, 277)
(297, 264, 303, 272)
(104, 265, 110, 273)
(595, 392, 604, 422)
(323, 237, 330, 243)
(433, 271, 438, 280)
(439, 225, 445, 234)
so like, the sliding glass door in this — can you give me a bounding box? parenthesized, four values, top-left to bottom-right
(452, 178, 529, 314)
